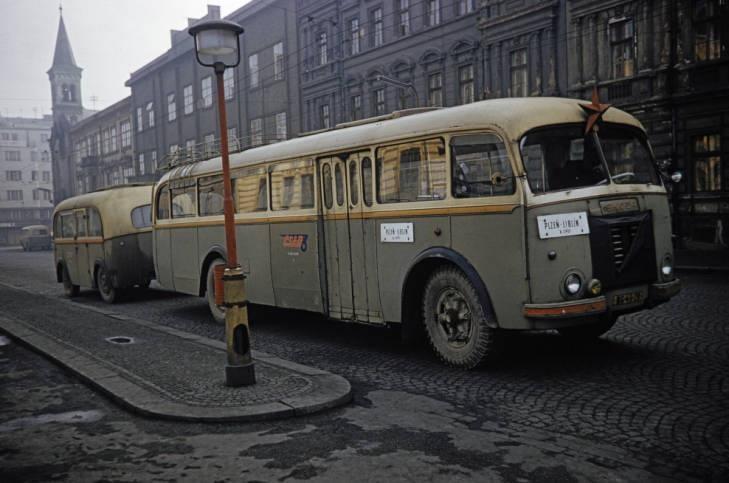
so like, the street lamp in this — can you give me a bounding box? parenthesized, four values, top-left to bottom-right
(189, 20, 255, 387)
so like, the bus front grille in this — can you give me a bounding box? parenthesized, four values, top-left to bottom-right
(589, 211, 657, 289)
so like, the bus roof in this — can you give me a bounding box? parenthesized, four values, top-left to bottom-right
(53, 184, 154, 238)
(158, 97, 644, 184)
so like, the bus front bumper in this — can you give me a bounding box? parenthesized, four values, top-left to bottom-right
(523, 278, 681, 323)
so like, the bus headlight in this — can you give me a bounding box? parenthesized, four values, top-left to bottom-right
(661, 254, 674, 280)
(565, 273, 583, 296)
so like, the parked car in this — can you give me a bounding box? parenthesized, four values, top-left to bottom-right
(19, 225, 52, 251)
(52, 184, 155, 303)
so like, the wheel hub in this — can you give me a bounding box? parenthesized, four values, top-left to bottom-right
(435, 288, 472, 347)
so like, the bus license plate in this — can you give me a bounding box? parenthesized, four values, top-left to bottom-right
(612, 291, 644, 306)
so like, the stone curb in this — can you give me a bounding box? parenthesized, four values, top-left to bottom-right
(0, 283, 352, 423)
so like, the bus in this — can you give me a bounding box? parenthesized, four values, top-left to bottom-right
(53, 184, 155, 303)
(152, 97, 681, 368)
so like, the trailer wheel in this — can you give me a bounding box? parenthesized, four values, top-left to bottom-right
(422, 267, 499, 369)
(206, 259, 226, 324)
(62, 265, 79, 298)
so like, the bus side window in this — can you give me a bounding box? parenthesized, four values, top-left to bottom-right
(130, 205, 151, 229)
(53, 214, 62, 239)
(376, 138, 446, 203)
(361, 157, 373, 207)
(75, 210, 87, 237)
(88, 208, 103, 236)
(61, 212, 75, 238)
(322, 164, 333, 209)
(301, 174, 314, 208)
(170, 184, 196, 218)
(451, 134, 515, 198)
(271, 160, 315, 211)
(349, 160, 359, 206)
(156, 185, 170, 220)
(198, 175, 225, 216)
(233, 168, 268, 212)
(334, 163, 344, 206)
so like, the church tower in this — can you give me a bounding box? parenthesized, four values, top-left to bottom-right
(47, 6, 83, 203)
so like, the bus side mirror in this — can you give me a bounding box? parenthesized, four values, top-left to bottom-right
(670, 171, 683, 184)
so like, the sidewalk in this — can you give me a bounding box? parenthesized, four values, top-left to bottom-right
(675, 248, 729, 272)
(0, 283, 351, 422)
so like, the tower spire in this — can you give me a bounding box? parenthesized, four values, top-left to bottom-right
(50, 6, 78, 70)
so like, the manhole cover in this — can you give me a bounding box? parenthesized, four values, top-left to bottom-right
(105, 336, 135, 345)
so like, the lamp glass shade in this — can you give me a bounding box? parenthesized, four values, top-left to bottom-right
(193, 27, 240, 68)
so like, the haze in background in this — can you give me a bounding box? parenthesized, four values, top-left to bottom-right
(0, 0, 249, 118)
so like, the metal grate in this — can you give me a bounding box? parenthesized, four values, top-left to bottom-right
(610, 223, 639, 270)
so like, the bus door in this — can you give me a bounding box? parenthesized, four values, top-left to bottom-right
(320, 154, 382, 322)
(73, 208, 92, 287)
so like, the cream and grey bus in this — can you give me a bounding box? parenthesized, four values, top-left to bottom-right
(53, 184, 156, 303)
(152, 97, 680, 368)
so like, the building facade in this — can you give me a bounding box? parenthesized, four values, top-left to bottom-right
(298, 0, 482, 131)
(0, 116, 54, 244)
(125, 0, 301, 178)
(69, 97, 135, 193)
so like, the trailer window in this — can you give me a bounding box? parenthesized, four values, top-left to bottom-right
(131, 204, 152, 229)
(88, 208, 103, 236)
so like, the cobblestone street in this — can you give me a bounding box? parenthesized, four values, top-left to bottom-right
(1, 247, 728, 481)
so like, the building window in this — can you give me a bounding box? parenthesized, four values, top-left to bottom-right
(373, 88, 386, 115)
(398, 0, 410, 36)
(249, 54, 259, 88)
(275, 112, 287, 141)
(609, 18, 635, 78)
(350, 18, 361, 55)
(318, 32, 328, 65)
(7, 190, 23, 201)
(428, 73, 443, 107)
(186, 139, 196, 161)
(320, 104, 331, 129)
(510, 49, 528, 97)
(227, 127, 239, 151)
(102, 129, 110, 154)
(138, 153, 146, 176)
(4, 151, 20, 161)
(43, 171, 50, 182)
(694, 0, 726, 61)
(250, 118, 263, 147)
(32, 171, 39, 181)
(6, 170, 22, 181)
(151, 151, 157, 172)
(41, 151, 49, 161)
(372, 8, 384, 47)
(184, 85, 194, 114)
(136, 107, 143, 132)
(223, 68, 235, 100)
(204, 134, 216, 156)
(33, 189, 51, 201)
(459, 64, 475, 104)
(167, 93, 177, 121)
(170, 144, 179, 155)
(693, 134, 722, 192)
(457, 0, 474, 15)
(351, 94, 362, 120)
(120, 120, 131, 148)
(273, 42, 284, 80)
(426, 0, 441, 26)
(109, 126, 118, 152)
(146, 102, 155, 128)
(201, 76, 213, 108)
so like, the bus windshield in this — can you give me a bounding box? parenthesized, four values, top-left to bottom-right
(520, 124, 659, 194)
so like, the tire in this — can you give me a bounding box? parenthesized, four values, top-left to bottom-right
(206, 259, 226, 324)
(422, 267, 500, 369)
(96, 265, 119, 304)
(557, 314, 617, 342)
(62, 265, 79, 298)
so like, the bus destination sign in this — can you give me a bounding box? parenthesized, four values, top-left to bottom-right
(537, 212, 590, 239)
(380, 223, 414, 243)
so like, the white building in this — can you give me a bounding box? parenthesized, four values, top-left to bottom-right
(0, 115, 54, 245)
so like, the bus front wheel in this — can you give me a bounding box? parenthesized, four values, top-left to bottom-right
(206, 259, 226, 324)
(422, 267, 499, 369)
(62, 265, 79, 298)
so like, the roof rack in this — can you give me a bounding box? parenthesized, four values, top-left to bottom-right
(297, 107, 441, 138)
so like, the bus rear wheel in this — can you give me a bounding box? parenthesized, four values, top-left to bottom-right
(422, 267, 499, 369)
(62, 265, 79, 298)
(206, 259, 226, 324)
(96, 265, 119, 304)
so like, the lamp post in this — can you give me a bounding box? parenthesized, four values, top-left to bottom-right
(189, 20, 255, 386)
